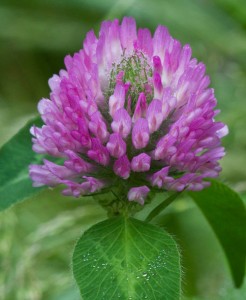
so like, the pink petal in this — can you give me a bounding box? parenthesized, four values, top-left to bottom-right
(153, 72, 163, 99)
(64, 150, 93, 173)
(87, 138, 110, 166)
(146, 99, 163, 133)
(29, 160, 75, 187)
(131, 153, 151, 172)
(111, 108, 132, 138)
(113, 155, 131, 179)
(153, 56, 163, 73)
(106, 133, 126, 158)
(132, 93, 147, 122)
(132, 118, 149, 149)
(120, 17, 137, 53)
(217, 124, 229, 138)
(150, 166, 171, 188)
(62, 177, 104, 197)
(128, 186, 150, 205)
(109, 83, 125, 117)
(89, 111, 109, 143)
(135, 28, 153, 57)
(153, 25, 171, 60)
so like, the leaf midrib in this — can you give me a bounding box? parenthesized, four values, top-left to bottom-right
(123, 217, 133, 299)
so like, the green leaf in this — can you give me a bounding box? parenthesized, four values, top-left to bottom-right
(0, 116, 45, 210)
(189, 179, 246, 288)
(73, 216, 181, 300)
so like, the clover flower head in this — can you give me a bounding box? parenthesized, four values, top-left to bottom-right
(29, 17, 228, 206)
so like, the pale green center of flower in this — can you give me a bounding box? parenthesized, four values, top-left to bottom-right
(106, 51, 153, 109)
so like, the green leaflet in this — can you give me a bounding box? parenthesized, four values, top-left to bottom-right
(0, 116, 44, 210)
(73, 216, 181, 300)
(189, 179, 246, 287)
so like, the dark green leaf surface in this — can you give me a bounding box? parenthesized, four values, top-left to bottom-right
(0, 116, 44, 210)
(73, 216, 181, 300)
(189, 180, 246, 288)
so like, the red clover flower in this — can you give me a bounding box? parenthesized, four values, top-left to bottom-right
(29, 17, 228, 207)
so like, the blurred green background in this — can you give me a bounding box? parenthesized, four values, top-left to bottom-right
(0, 0, 246, 299)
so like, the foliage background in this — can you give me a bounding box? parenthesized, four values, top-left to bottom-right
(0, 0, 245, 299)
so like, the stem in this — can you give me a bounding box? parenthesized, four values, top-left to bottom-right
(145, 192, 182, 223)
